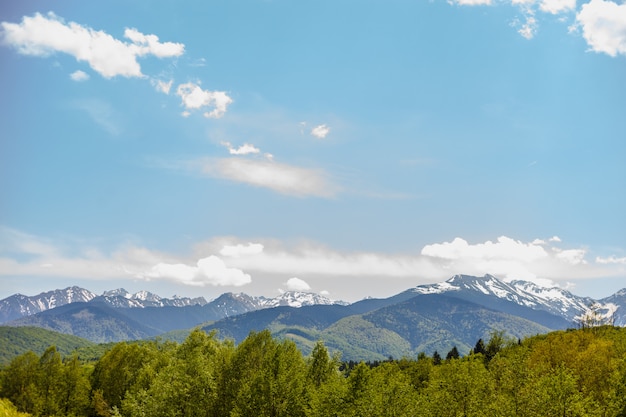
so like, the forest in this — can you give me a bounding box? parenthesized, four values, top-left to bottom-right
(1, 326, 626, 417)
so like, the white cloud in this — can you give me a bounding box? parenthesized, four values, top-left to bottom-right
(518, 14, 539, 39)
(143, 256, 251, 287)
(596, 255, 626, 265)
(0, 12, 184, 78)
(123, 28, 185, 58)
(201, 157, 340, 198)
(153, 79, 173, 94)
(452, 0, 493, 5)
(554, 248, 587, 265)
(176, 82, 232, 118)
(550, 235, 562, 242)
(221, 142, 261, 155)
(2, 226, 624, 301)
(421, 236, 548, 263)
(418, 236, 597, 284)
(539, 0, 576, 14)
(285, 277, 311, 291)
(220, 242, 264, 257)
(70, 69, 89, 81)
(310, 124, 330, 139)
(577, 0, 626, 57)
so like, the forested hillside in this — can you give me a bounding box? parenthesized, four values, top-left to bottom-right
(2, 325, 626, 416)
(0, 326, 96, 366)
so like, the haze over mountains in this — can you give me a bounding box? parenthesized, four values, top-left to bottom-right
(1, 274, 624, 360)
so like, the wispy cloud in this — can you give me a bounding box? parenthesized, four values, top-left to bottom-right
(596, 255, 626, 265)
(0, 12, 184, 78)
(153, 79, 173, 94)
(452, 0, 493, 5)
(72, 98, 123, 136)
(69, 70, 89, 82)
(201, 157, 340, 198)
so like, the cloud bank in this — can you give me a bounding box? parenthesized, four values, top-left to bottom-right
(142, 256, 251, 287)
(1, 227, 625, 299)
(0, 12, 184, 78)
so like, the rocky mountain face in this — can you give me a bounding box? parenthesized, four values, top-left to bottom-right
(0, 287, 345, 324)
(95, 288, 208, 309)
(410, 274, 612, 326)
(600, 288, 626, 326)
(0, 286, 96, 323)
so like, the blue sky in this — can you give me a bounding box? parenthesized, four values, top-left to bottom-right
(1, 0, 625, 302)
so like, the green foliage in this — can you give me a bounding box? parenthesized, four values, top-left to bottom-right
(0, 398, 31, 416)
(0, 346, 91, 417)
(2, 325, 626, 417)
(0, 326, 96, 366)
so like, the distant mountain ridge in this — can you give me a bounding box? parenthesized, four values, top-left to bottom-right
(0, 287, 346, 325)
(0, 287, 208, 323)
(409, 274, 623, 326)
(1, 275, 624, 354)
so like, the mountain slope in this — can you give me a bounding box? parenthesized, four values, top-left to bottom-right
(0, 326, 96, 366)
(7, 302, 162, 343)
(203, 304, 358, 343)
(202, 291, 552, 361)
(410, 274, 599, 325)
(601, 289, 626, 326)
(361, 293, 551, 355)
(0, 286, 96, 323)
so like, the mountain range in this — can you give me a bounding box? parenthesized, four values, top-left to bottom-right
(1, 274, 624, 360)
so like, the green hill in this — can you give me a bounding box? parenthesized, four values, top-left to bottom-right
(0, 326, 96, 366)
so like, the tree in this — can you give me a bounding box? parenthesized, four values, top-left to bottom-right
(0, 351, 40, 413)
(432, 351, 442, 365)
(230, 338, 307, 417)
(58, 354, 91, 416)
(91, 341, 162, 414)
(424, 355, 495, 417)
(484, 330, 506, 364)
(33, 346, 63, 416)
(306, 341, 338, 388)
(472, 339, 486, 356)
(123, 329, 230, 417)
(446, 346, 460, 361)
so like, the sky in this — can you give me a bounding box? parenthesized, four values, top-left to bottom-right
(1, 0, 625, 303)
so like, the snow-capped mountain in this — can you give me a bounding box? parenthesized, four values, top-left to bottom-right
(600, 288, 626, 326)
(411, 274, 606, 324)
(95, 288, 207, 308)
(0, 286, 97, 323)
(258, 291, 348, 308)
(0, 288, 344, 324)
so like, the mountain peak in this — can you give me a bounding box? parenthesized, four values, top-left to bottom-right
(102, 288, 131, 298)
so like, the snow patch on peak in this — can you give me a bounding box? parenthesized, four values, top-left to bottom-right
(131, 290, 161, 302)
(102, 288, 132, 299)
(412, 281, 459, 294)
